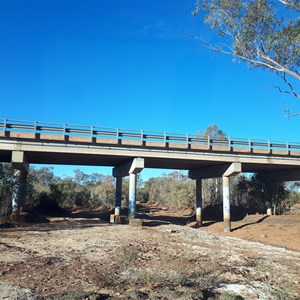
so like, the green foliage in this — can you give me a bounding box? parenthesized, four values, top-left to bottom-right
(249, 173, 289, 212)
(146, 171, 196, 209)
(1, 153, 299, 216)
(193, 0, 300, 100)
(231, 173, 290, 213)
(0, 163, 14, 216)
(197, 124, 228, 140)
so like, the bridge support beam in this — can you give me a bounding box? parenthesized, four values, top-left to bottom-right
(113, 158, 144, 219)
(11, 151, 29, 216)
(189, 163, 241, 232)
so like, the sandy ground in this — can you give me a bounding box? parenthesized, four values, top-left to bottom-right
(0, 204, 299, 300)
(201, 214, 300, 252)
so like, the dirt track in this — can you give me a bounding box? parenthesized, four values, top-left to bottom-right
(0, 206, 299, 299)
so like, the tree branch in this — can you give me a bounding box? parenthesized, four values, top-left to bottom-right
(285, 109, 300, 118)
(275, 72, 300, 98)
(198, 37, 288, 72)
(278, 0, 300, 12)
(260, 53, 300, 81)
(194, 35, 300, 99)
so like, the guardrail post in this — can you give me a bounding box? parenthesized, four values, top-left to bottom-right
(286, 141, 290, 155)
(33, 121, 37, 138)
(63, 124, 66, 140)
(248, 138, 252, 153)
(3, 118, 7, 136)
(116, 128, 120, 144)
(164, 132, 167, 147)
(228, 137, 232, 151)
(141, 130, 144, 146)
(267, 140, 271, 154)
(208, 135, 212, 150)
(90, 126, 95, 143)
(186, 134, 189, 149)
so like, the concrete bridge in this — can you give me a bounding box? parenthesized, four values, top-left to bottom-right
(1, 118, 300, 232)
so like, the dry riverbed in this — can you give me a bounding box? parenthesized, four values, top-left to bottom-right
(0, 210, 300, 300)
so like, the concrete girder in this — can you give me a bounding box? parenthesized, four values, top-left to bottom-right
(188, 162, 241, 180)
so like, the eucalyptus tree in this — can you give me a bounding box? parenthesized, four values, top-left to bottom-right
(0, 163, 14, 216)
(193, 0, 300, 115)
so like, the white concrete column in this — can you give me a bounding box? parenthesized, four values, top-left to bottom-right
(195, 179, 203, 227)
(12, 168, 28, 216)
(115, 177, 122, 216)
(128, 173, 137, 218)
(11, 151, 29, 217)
(113, 158, 144, 220)
(223, 176, 231, 232)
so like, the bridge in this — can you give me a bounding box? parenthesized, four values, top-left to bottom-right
(1, 118, 300, 231)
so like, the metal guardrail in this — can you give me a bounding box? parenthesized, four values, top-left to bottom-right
(0, 118, 299, 154)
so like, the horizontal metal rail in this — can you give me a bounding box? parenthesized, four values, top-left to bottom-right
(0, 118, 299, 154)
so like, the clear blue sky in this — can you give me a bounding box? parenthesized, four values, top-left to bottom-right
(1, 0, 299, 178)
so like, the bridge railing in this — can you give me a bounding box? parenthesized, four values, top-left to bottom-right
(0, 118, 299, 154)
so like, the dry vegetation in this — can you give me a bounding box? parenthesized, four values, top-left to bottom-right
(0, 203, 300, 300)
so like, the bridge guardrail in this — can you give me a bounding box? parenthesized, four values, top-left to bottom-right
(0, 118, 298, 154)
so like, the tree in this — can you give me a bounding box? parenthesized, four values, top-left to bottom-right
(0, 163, 14, 216)
(201, 124, 227, 139)
(193, 0, 300, 113)
(248, 173, 289, 213)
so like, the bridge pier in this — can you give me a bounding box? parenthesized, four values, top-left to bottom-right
(114, 176, 122, 216)
(128, 173, 137, 218)
(223, 176, 231, 232)
(195, 179, 203, 227)
(113, 158, 144, 220)
(11, 151, 29, 216)
(189, 163, 241, 232)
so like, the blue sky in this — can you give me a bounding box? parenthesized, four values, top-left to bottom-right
(1, 0, 299, 179)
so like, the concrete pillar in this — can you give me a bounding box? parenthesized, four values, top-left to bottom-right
(223, 176, 231, 232)
(11, 151, 29, 217)
(128, 173, 137, 218)
(12, 168, 28, 216)
(115, 177, 122, 216)
(113, 158, 144, 220)
(195, 179, 203, 227)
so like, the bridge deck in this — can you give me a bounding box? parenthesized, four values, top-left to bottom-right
(1, 118, 300, 173)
